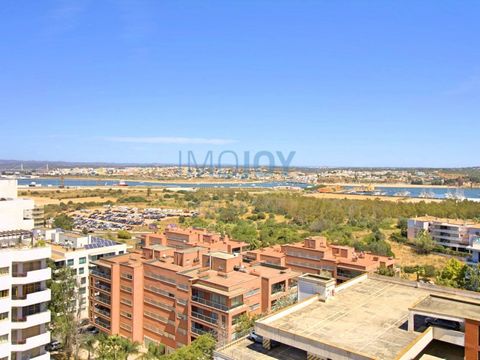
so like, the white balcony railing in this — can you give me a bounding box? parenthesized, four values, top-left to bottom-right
(11, 310, 51, 330)
(11, 289, 51, 307)
(10, 331, 50, 352)
(12, 268, 51, 285)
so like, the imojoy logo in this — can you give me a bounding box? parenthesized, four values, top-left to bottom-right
(178, 150, 296, 174)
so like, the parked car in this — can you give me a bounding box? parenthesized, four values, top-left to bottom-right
(247, 330, 279, 348)
(45, 340, 62, 352)
(424, 317, 461, 331)
(82, 325, 99, 335)
(248, 330, 263, 343)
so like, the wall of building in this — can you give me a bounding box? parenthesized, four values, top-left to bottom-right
(465, 319, 480, 360)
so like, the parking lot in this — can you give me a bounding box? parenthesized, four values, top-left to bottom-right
(72, 205, 198, 232)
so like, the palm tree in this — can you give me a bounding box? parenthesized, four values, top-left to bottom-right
(95, 335, 140, 360)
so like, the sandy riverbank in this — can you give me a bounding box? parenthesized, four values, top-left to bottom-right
(330, 182, 480, 189)
(305, 192, 442, 203)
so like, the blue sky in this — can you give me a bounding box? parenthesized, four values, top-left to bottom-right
(1, 1, 479, 167)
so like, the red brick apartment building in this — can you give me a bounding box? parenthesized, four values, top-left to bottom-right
(90, 228, 394, 352)
(89, 228, 298, 353)
(244, 236, 395, 282)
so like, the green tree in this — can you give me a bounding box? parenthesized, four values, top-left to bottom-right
(397, 218, 408, 237)
(414, 230, 435, 254)
(49, 263, 82, 359)
(96, 334, 140, 360)
(234, 313, 257, 336)
(464, 265, 480, 292)
(53, 214, 74, 230)
(436, 258, 467, 288)
(160, 334, 215, 360)
(142, 342, 165, 359)
(117, 230, 132, 240)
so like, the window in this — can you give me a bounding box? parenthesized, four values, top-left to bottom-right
(120, 285, 132, 293)
(67, 259, 74, 266)
(79, 257, 86, 264)
(120, 298, 132, 306)
(79, 268, 85, 275)
(245, 288, 260, 298)
(0, 312, 8, 321)
(80, 277, 87, 285)
(121, 273, 133, 280)
(231, 295, 243, 308)
(120, 311, 132, 319)
(177, 298, 187, 306)
(0, 267, 9, 276)
(79, 287, 87, 294)
(120, 323, 132, 332)
(0, 290, 8, 298)
(249, 303, 260, 311)
(0, 334, 7, 344)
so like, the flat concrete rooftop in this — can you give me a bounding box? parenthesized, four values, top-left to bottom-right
(411, 294, 480, 322)
(215, 338, 306, 360)
(257, 277, 425, 359)
(216, 275, 480, 360)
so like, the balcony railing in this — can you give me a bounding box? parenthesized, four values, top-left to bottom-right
(91, 270, 111, 281)
(191, 311, 218, 325)
(94, 307, 111, 318)
(191, 295, 243, 312)
(95, 318, 111, 330)
(192, 295, 228, 311)
(95, 282, 111, 292)
(271, 284, 285, 295)
(94, 295, 111, 306)
(191, 325, 217, 337)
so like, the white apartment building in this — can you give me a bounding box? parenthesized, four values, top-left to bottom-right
(41, 231, 127, 319)
(0, 179, 51, 360)
(467, 238, 480, 265)
(0, 238, 51, 360)
(408, 216, 480, 252)
(0, 180, 34, 231)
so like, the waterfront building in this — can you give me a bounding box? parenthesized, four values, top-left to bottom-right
(408, 216, 480, 252)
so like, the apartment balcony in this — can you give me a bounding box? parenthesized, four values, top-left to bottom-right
(271, 283, 286, 296)
(10, 331, 50, 353)
(191, 295, 229, 312)
(29, 353, 50, 360)
(12, 268, 51, 285)
(93, 295, 111, 306)
(94, 317, 111, 331)
(191, 311, 218, 325)
(91, 270, 111, 281)
(191, 324, 217, 337)
(11, 310, 51, 330)
(0, 342, 8, 360)
(93, 306, 111, 319)
(94, 282, 111, 293)
(11, 289, 51, 307)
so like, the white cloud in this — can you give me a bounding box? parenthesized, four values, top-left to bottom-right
(103, 136, 236, 145)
